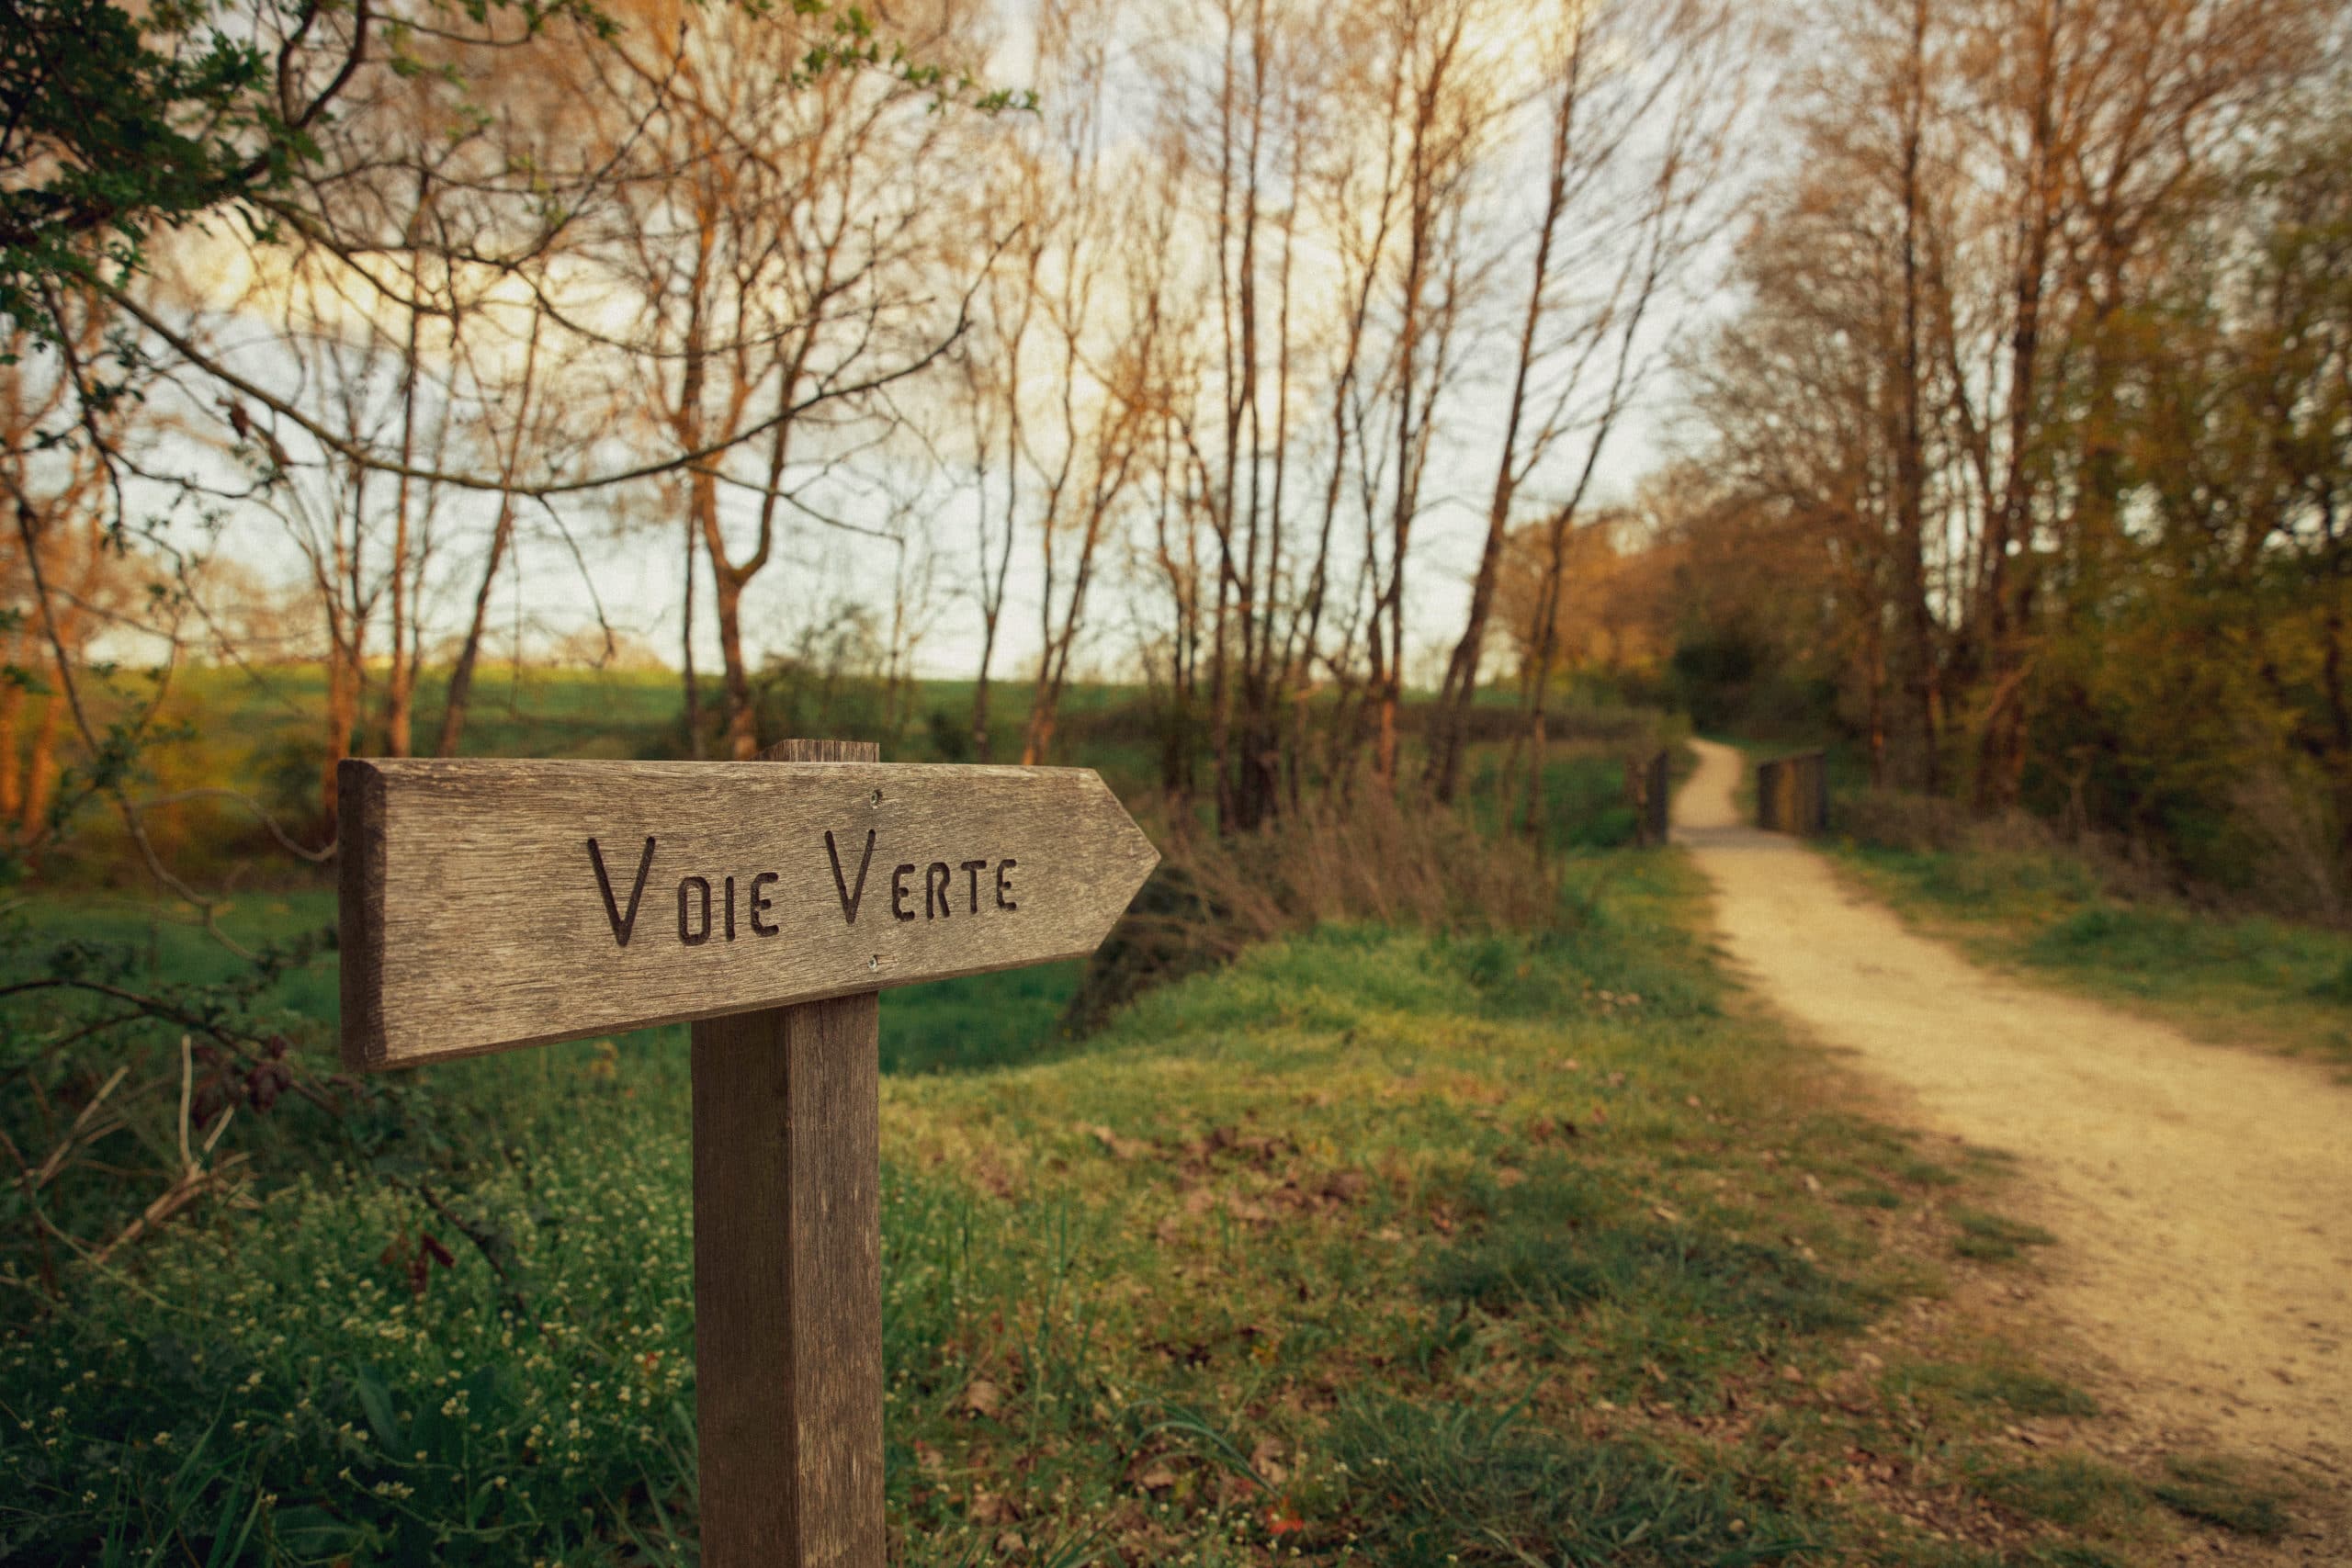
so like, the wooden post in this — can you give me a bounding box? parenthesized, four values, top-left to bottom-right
(1751, 751, 1826, 838)
(1765, 756, 1790, 833)
(1624, 750, 1670, 847)
(692, 737, 885, 1568)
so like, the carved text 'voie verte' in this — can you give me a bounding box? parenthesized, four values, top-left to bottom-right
(587, 831, 1020, 949)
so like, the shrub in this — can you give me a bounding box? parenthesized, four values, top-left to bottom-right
(1066, 789, 1563, 1033)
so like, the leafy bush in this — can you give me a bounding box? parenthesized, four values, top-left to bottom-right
(1066, 787, 1566, 1033)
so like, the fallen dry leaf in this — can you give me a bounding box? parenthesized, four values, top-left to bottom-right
(1321, 1169, 1370, 1202)
(1089, 1124, 1148, 1160)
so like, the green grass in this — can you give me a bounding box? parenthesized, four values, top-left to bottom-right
(1949, 1207, 2058, 1264)
(15, 889, 341, 1017)
(1416, 1169, 1877, 1404)
(1891, 1358, 2099, 1419)
(2149, 1454, 2293, 1538)
(1832, 840, 2352, 1070)
(878, 962, 1085, 1076)
(1969, 1454, 2148, 1533)
(1, 853, 2199, 1566)
(1321, 1397, 1813, 1565)
(1837, 1184, 1905, 1209)
(12, 889, 1080, 1080)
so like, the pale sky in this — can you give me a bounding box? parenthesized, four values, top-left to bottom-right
(123, 0, 1766, 694)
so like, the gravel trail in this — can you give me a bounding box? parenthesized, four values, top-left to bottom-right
(1676, 738, 2350, 1494)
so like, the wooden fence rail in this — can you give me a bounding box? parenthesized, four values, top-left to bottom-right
(1755, 750, 1829, 836)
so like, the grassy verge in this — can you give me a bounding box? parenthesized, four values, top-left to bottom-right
(1826, 837, 2352, 1074)
(2, 853, 2259, 1566)
(10, 888, 1082, 1081)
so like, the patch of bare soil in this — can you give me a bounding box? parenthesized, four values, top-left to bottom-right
(1677, 739, 2351, 1559)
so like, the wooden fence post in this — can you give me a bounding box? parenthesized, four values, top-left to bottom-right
(1753, 751, 1827, 837)
(1626, 750, 1672, 846)
(692, 737, 885, 1568)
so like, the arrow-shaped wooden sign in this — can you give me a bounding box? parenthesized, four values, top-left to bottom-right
(336, 742, 1160, 1567)
(338, 756, 1159, 1068)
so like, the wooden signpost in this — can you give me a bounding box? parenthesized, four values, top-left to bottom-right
(338, 739, 1158, 1565)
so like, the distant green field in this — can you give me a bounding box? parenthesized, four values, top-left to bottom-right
(41, 659, 1680, 896)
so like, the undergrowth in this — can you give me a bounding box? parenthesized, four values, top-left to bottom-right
(0, 852, 2220, 1565)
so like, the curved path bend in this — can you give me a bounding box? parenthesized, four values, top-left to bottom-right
(1675, 739, 2349, 1485)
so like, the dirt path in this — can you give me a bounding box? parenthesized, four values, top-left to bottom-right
(1675, 739, 2350, 1495)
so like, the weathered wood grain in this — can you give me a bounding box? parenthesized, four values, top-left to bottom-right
(336, 756, 1158, 1068)
(692, 736, 882, 1568)
(692, 991, 882, 1567)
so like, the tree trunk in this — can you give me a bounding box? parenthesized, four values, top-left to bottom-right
(970, 631, 997, 761)
(682, 504, 704, 760)
(1428, 47, 1577, 806)
(322, 634, 364, 844)
(1974, 0, 2060, 813)
(384, 301, 423, 759)
(1894, 0, 1939, 794)
(17, 674, 62, 837)
(434, 504, 517, 758)
(708, 547, 759, 761)
(0, 671, 22, 820)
